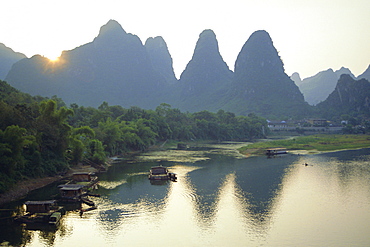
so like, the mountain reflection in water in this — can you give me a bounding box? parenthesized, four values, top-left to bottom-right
(1, 148, 370, 246)
(92, 154, 299, 246)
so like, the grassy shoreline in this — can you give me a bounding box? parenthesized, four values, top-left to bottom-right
(238, 134, 370, 156)
(2, 136, 368, 205)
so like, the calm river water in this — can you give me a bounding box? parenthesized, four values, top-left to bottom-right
(1, 147, 370, 246)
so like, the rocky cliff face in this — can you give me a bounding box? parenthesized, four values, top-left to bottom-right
(317, 74, 370, 118)
(0, 43, 26, 80)
(176, 29, 233, 111)
(226, 30, 308, 117)
(145, 36, 177, 84)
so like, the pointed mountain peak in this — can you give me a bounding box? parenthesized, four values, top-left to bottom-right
(180, 29, 231, 82)
(199, 29, 217, 42)
(193, 29, 219, 55)
(99, 19, 126, 35)
(290, 72, 302, 85)
(179, 28, 232, 97)
(234, 30, 283, 75)
(334, 67, 355, 79)
(93, 20, 127, 45)
(248, 30, 273, 43)
(231, 30, 306, 116)
(145, 36, 177, 83)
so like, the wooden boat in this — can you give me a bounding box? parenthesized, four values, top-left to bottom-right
(148, 166, 177, 181)
(72, 172, 99, 191)
(80, 206, 97, 213)
(14, 200, 65, 224)
(58, 184, 97, 206)
(80, 196, 95, 206)
(48, 212, 62, 225)
(265, 148, 287, 157)
(57, 171, 99, 204)
(72, 172, 98, 188)
(58, 184, 85, 202)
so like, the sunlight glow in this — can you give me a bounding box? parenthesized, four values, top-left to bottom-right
(47, 56, 60, 62)
(45, 50, 62, 63)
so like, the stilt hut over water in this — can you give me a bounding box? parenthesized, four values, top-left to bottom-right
(25, 200, 57, 214)
(58, 184, 85, 201)
(73, 172, 94, 182)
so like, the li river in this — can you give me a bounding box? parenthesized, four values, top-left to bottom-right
(1, 143, 370, 246)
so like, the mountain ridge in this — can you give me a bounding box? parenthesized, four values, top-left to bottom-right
(225, 30, 308, 118)
(5, 20, 170, 109)
(0, 43, 26, 80)
(317, 74, 370, 118)
(293, 67, 359, 105)
(2, 20, 368, 119)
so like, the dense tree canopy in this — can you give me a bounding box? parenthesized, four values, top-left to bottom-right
(0, 80, 268, 193)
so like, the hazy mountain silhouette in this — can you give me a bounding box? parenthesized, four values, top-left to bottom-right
(4, 24, 311, 118)
(224, 30, 308, 117)
(317, 74, 370, 118)
(5, 20, 367, 119)
(6, 20, 170, 108)
(296, 69, 338, 105)
(145, 36, 177, 84)
(296, 67, 355, 105)
(176, 29, 233, 112)
(334, 67, 355, 79)
(0, 43, 26, 80)
(290, 72, 302, 86)
(357, 64, 370, 81)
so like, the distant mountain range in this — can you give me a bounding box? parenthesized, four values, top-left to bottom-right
(2, 20, 369, 119)
(6, 20, 173, 109)
(291, 66, 370, 105)
(0, 43, 26, 80)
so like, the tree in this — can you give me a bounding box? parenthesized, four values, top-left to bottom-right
(133, 119, 157, 150)
(97, 118, 122, 156)
(37, 100, 73, 162)
(0, 125, 36, 176)
(68, 126, 97, 165)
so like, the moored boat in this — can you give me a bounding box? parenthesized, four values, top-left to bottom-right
(14, 200, 65, 224)
(58, 184, 85, 202)
(265, 148, 287, 157)
(72, 172, 98, 188)
(148, 166, 177, 181)
(48, 212, 62, 225)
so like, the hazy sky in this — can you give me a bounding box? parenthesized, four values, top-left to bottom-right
(1, 0, 369, 79)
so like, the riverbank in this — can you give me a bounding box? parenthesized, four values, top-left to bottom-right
(0, 142, 249, 206)
(2, 135, 367, 206)
(0, 164, 99, 206)
(238, 134, 370, 155)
